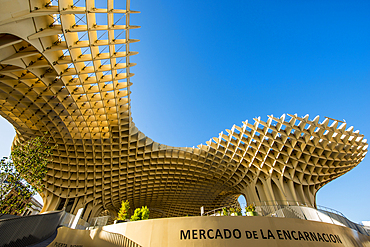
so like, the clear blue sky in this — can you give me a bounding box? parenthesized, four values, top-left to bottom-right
(1, 0, 369, 222)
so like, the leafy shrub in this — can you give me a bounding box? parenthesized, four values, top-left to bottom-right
(130, 206, 150, 221)
(222, 207, 229, 216)
(236, 207, 242, 216)
(229, 207, 235, 215)
(245, 204, 256, 212)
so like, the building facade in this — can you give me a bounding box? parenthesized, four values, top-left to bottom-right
(0, 0, 367, 221)
(22, 197, 43, 216)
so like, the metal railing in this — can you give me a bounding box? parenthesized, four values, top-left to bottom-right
(317, 205, 346, 218)
(99, 229, 142, 247)
(204, 204, 243, 216)
(204, 201, 370, 236)
(88, 215, 111, 229)
(0, 210, 65, 246)
(60, 211, 90, 229)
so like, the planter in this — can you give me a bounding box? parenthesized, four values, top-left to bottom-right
(114, 219, 128, 224)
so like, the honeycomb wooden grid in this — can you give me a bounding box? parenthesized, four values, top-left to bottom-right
(0, 0, 367, 220)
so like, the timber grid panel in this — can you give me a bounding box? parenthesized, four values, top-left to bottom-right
(0, 0, 367, 219)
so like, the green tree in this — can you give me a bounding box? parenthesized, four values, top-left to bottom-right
(116, 200, 130, 221)
(0, 136, 55, 215)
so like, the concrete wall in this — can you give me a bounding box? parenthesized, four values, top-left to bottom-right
(49, 216, 370, 247)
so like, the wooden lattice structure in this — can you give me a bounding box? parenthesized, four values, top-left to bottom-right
(0, 0, 367, 220)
